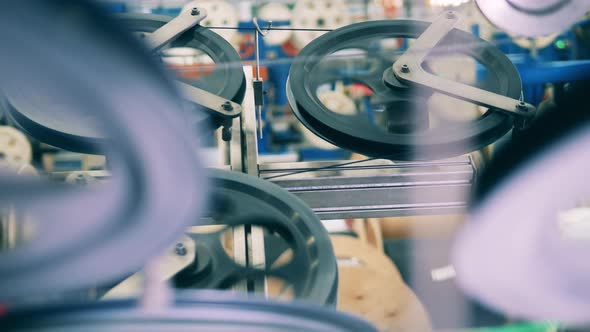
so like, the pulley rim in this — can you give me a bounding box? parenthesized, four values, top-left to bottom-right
(288, 20, 522, 160)
(175, 170, 338, 305)
(118, 13, 246, 105)
(3, 13, 245, 154)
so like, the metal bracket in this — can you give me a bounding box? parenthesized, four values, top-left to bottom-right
(176, 81, 242, 140)
(390, 11, 536, 127)
(139, 8, 242, 140)
(144, 7, 207, 53)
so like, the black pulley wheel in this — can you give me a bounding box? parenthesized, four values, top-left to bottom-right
(119, 14, 246, 105)
(288, 20, 523, 160)
(174, 170, 338, 305)
(0, 291, 378, 332)
(3, 13, 245, 154)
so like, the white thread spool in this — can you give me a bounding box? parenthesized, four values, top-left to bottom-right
(291, 0, 350, 49)
(258, 3, 292, 46)
(0, 126, 32, 165)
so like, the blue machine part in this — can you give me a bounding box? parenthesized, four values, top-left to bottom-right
(477, 57, 590, 106)
(299, 147, 351, 161)
(266, 45, 291, 107)
(578, 19, 590, 59)
(492, 31, 578, 60)
(238, 21, 266, 60)
(151, 7, 182, 16)
(259, 19, 291, 107)
(102, 2, 126, 13)
(488, 27, 586, 105)
(510, 57, 590, 84)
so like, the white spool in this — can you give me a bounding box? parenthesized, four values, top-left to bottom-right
(299, 90, 356, 150)
(161, 47, 214, 66)
(0, 126, 32, 165)
(291, 0, 350, 49)
(182, 0, 239, 44)
(258, 3, 292, 46)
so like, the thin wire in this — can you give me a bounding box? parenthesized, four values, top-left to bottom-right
(263, 155, 390, 180)
(201, 25, 525, 49)
(205, 26, 335, 32)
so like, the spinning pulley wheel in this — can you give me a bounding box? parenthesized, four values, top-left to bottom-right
(174, 170, 339, 305)
(119, 13, 246, 107)
(122, 12, 246, 140)
(3, 11, 246, 154)
(288, 13, 535, 160)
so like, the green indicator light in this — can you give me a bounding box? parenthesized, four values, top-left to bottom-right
(555, 40, 566, 49)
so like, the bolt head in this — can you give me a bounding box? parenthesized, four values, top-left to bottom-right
(446, 11, 456, 19)
(175, 243, 187, 256)
(516, 101, 528, 111)
(222, 101, 233, 111)
(191, 8, 200, 16)
(400, 64, 410, 73)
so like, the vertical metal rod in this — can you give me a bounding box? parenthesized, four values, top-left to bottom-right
(252, 19, 266, 139)
(232, 226, 248, 293)
(254, 31, 261, 81)
(231, 67, 266, 295)
(257, 107, 263, 138)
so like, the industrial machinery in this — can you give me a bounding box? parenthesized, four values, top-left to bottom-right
(0, 0, 589, 331)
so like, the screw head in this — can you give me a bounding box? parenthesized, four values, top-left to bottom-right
(175, 243, 187, 256)
(516, 101, 528, 111)
(400, 64, 410, 73)
(191, 8, 200, 16)
(446, 11, 456, 19)
(222, 101, 233, 111)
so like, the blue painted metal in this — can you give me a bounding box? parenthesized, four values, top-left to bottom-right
(488, 28, 587, 105)
(477, 55, 590, 104)
(512, 58, 590, 84)
(102, 2, 126, 13)
(151, 7, 182, 16)
(299, 147, 351, 161)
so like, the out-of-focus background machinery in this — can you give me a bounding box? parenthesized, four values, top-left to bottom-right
(0, 0, 589, 331)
